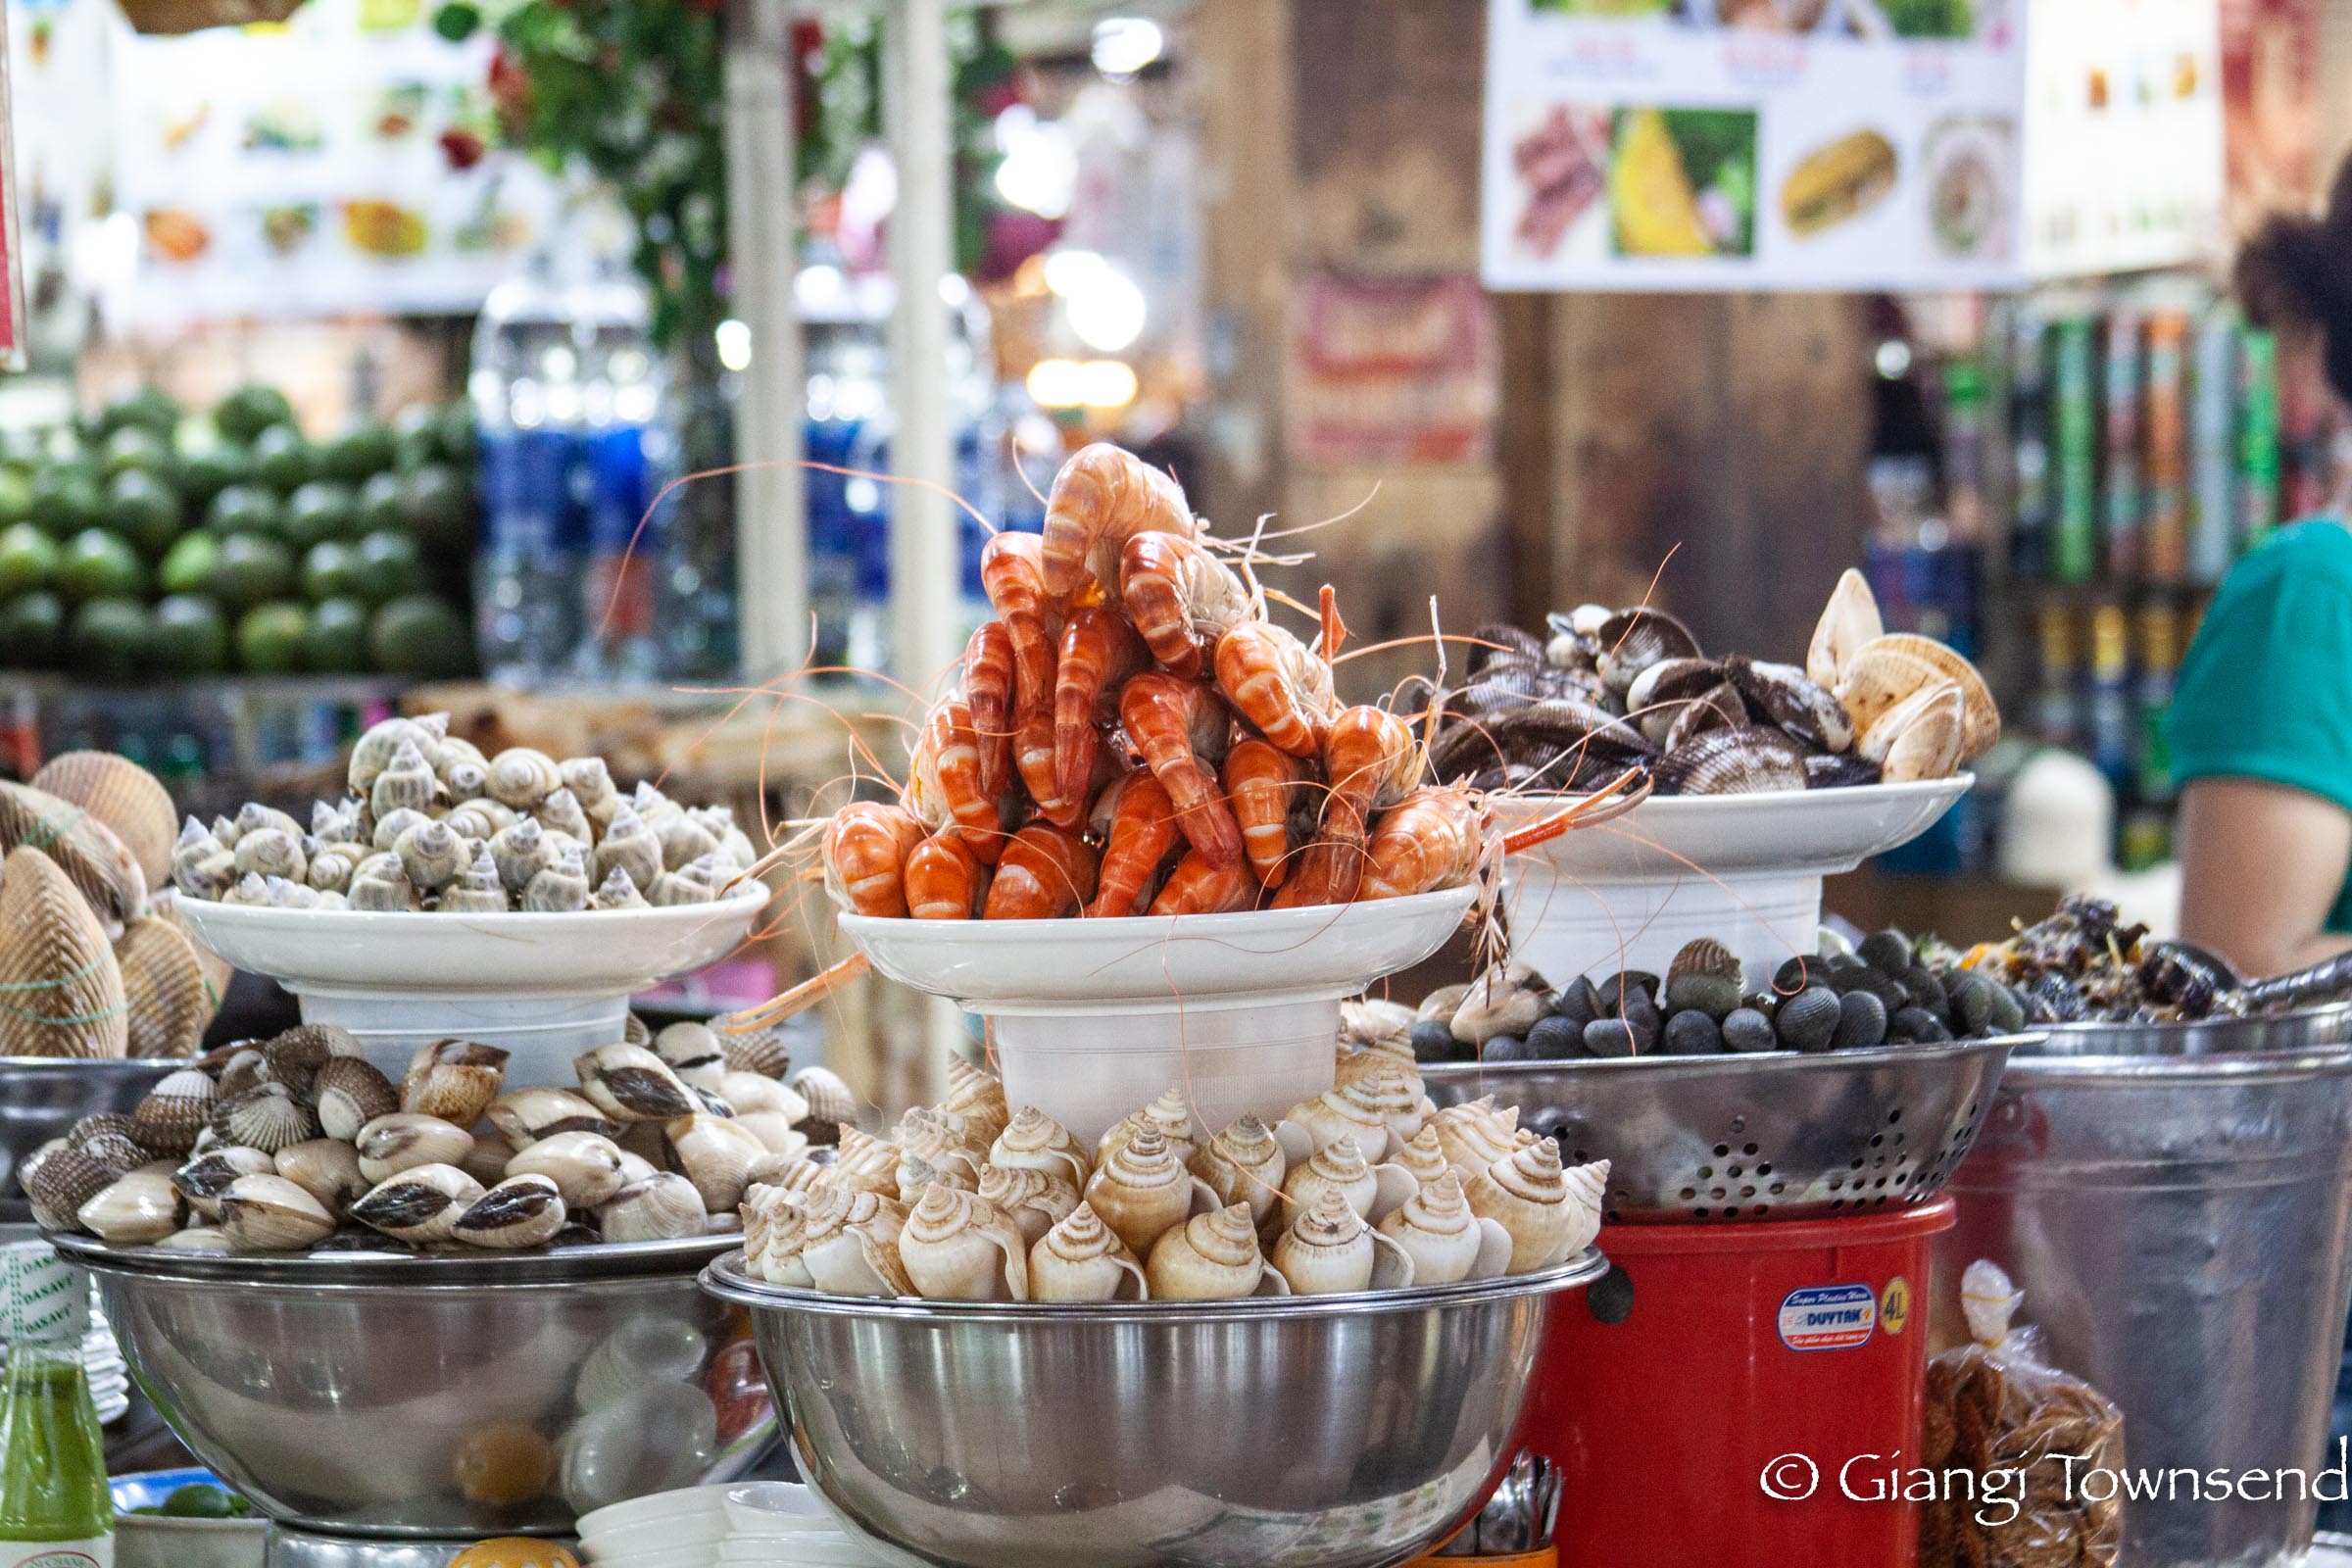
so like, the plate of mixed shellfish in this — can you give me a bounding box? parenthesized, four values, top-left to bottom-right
(1428, 569, 1997, 875)
(724, 1039, 1606, 1304)
(27, 1015, 858, 1268)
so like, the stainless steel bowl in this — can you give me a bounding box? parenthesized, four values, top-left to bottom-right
(0, 1057, 181, 1221)
(1425, 1034, 2026, 1224)
(703, 1250, 1605, 1568)
(53, 1234, 775, 1539)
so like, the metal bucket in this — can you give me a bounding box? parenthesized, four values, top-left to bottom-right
(1935, 1005, 2352, 1568)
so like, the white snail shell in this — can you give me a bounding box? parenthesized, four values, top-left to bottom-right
(827, 1126, 905, 1199)
(1146, 1202, 1279, 1300)
(592, 804, 664, 894)
(975, 1164, 1081, 1249)
(487, 748, 564, 812)
(1190, 1115, 1288, 1231)
(939, 1059, 1011, 1149)
(1277, 1136, 1413, 1232)
(1429, 1098, 1523, 1183)
(1389, 1125, 1453, 1190)
(1028, 1200, 1147, 1302)
(1377, 1171, 1512, 1286)
(988, 1106, 1090, 1190)
(369, 739, 444, 821)
(896, 1106, 987, 1187)
(1463, 1141, 1599, 1273)
(1082, 1124, 1201, 1258)
(1096, 1087, 1200, 1170)
(795, 1186, 913, 1297)
(900, 1184, 1031, 1301)
(1272, 1190, 1376, 1296)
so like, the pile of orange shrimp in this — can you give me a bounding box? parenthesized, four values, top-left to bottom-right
(815, 443, 1646, 928)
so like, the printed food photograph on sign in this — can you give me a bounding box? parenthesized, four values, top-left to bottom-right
(1510, 103, 1612, 260)
(1923, 114, 2014, 260)
(1781, 128, 1899, 239)
(1678, 0, 1850, 33)
(1528, 0, 1675, 16)
(1609, 107, 1758, 258)
(1847, 0, 1985, 38)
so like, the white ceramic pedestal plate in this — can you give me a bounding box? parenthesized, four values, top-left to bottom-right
(1493, 776, 1973, 987)
(840, 885, 1477, 1145)
(173, 884, 771, 1086)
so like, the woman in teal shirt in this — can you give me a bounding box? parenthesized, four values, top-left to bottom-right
(2173, 155, 2352, 975)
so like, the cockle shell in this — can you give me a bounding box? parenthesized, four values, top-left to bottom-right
(395, 818, 468, 892)
(668, 1112, 767, 1212)
(1837, 633, 1998, 762)
(1377, 1172, 1512, 1286)
(485, 748, 562, 812)
(574, 1044, 699, 1123)
(976, 1164, 1081, 1248)
(489, 818, 556, 897)
(1082, 1125, 1201, 1257)
(263, 1022, 355, 1088)
(172, 1147, 276, 1221)
(217, 1173, 334, 1251)
(24, 1139, 118, 1232)
(900, 1185, 1030, 1301)
(1429, 1098, 1523, 1182)
(487, 1087, 617, 1147)
(1097, 1088, 1200, 1169)
(0, 780, 148, 924)
(0, 847, 127, 1059)
(1390, 1125, 1452, 1189)
(795, 1187, 913, 1297)
(940, 1059, 1011, 1149)
(146, 891, 232, 1000)
(356, 1112, 475, 1184)
(1272, 1189, 1414, 1296)
(506, 1132, 629, 1208)
(1464, 1144, 1605, 1273)
(533, 786, 591, 845)
(523, 845, 591, 912)
(370, 739, 444, 821)
(989, 1106, 1090, 1190)
(272, 1139, 368, 1218)
(897, 1106, 987, 1186)
(792, 1066, 858, 1139)
(436, 847, 511, 913)
(403, 1039, 511, 1127)
(77, 1163, 182, 1244)
(311, 1057, 399, 1142)
(132, 1068, 218, 1156)
(1147, 1202, 1282, 1300)
(213, 1083, 319, 1154)
(1029, 1201, 1147, 1301)
(600, 1172, 710, 1244)
(827, 1126, 903, 1198)
(453, 1174, 567, 1250)
(1190, 1115, 1288, 1230)
(115, 916, 212, 1061)
(32, 751, 176, 889)
(352, 1162, 484, 1244)
(348, 715, 441, 796)
(561, 757, 621, 834)
(1808, 567, 1885, 691)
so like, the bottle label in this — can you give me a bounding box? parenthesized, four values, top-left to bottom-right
(3, 1544, 112, 1568)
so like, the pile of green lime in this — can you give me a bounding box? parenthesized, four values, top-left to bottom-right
(0, 384, 477, 680)
(127, 1481, 256, 1519)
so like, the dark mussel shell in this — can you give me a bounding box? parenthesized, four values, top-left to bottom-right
(1595, 608, 1703, 698)
(2134, 941, 2242, 1019)
(1660, 684, 1746, 753)
(1626, 658, 1734, 746)
(1468, 622, 1547, 676)
(1805, 752, 1882, 789)
(1724, 656, 1853, 753)
(1544, 613, 1603, 675)
(1651, 724, 1810, 796)
(1439, 696, 1657, 785)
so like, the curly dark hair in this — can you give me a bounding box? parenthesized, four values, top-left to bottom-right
(2235, 152, 2352, 406)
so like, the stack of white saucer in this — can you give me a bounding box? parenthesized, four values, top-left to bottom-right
(575, 1488, 728, 1568)
(576, 1484, 882, 1566)
(718, 1483, 880, 1564)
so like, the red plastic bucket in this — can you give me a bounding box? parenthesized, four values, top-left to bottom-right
(1531, 1200, 1954, 1568)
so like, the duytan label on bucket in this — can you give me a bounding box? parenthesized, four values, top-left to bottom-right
(1779, 1284, 1877, 1351)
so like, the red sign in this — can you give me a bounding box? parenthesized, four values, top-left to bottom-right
(0, 0, 23, 372)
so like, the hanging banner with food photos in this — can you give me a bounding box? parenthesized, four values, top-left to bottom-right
(1479, 0, 2029, 291)
(0, 0, 24, 371)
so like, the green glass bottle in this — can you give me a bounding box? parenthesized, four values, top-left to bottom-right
(0, 1243, 112, 1568)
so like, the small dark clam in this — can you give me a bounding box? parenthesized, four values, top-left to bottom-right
(1833, 991, 1888, 1050)
(1805, 752, 1882, 789)
(1595, 608, 1703, 698)
(1773, 987, 1841, 1052)
(1663, 1010, 1724, 1054)
(1725, 656, 1853, 753)
(1721, 1008, 1777, 1054)
(1469, 622, 1547, 675)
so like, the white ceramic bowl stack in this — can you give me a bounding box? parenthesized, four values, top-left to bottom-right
(576, 1484, 882, 1566)
(720, 1484, 884, 1565)
(576, 1486, 728, 1568)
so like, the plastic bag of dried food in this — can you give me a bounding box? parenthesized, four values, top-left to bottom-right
(1918, 1260, 2124, 1568)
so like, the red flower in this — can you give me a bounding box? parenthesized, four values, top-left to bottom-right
(439, 127, 487, 170)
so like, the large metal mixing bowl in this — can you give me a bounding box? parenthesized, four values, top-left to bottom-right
(53, 1235, 775, 1539)
(1, 1057, 180, 1222)
(703, 1250, 1605, 1568)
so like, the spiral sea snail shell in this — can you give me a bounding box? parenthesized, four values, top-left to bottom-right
(1189, 1115, 1288, 1231)
(975, 1164, 1081, 1248)
(1027, 1201, 1146, 1302)
(988, 1106, 1090, 1189)
(900, 1184, 1031, 1301)
(1377, 1171, 1512, 1286)
(1146, 1202, 1283, 1300)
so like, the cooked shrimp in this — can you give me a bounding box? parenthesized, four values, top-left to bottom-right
(1088, 771, 1183, 917)
(1215, 620, 1337, 757)
(1041, 442, 1198, 605)
(1222, 738, 1308, 889)
(905, 830, 990, 919)
(962, 620, 1017, 801)
(907, 697, 1015, 865)
(1120, 532, 1253, 681)
(983, 822, 1101, 919)
(1148, 849, 1255, 916)
(1119, 670, 1245, 869)
(980, 532, 1063, 722)
(822, 801, 924, 917)
(1054, 605, 1151, 806)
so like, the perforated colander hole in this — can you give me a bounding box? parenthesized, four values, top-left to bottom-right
(1692, 1206, 1712, 1219)
(1756, 1161, 1773, 1176)
(1829, 1177, 1844, 1192)
(1605, 1208, 1624, 1224)
(1681, 1187, 1698, 1201)
(1714, 1144, 1731, 1158)
(1830, 1198, 1846, 1210)
(1711, 1186, 1728, 1200)
(1698, 1165, 1714, 1179)
(1751, 1204, 1769, 1217)
(1850, 1157, 1865, 1170)
(1869, 1133, 1886, 1148)
(1727, 1164, 1743, 1178)
(1610, 1188, 1630, 1205)
(1894, 1132, 1907, 1147)
(1741, 1143, 1758, 1156)
(1769, 1181, 1786, 1195)
(1740, 1185, 1757, 1199)
(1572, 1149, 1592, 1164)
(1888, 1108, 1903, 1124)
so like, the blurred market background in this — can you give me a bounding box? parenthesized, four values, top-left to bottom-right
(1, 0, 2346, 1103)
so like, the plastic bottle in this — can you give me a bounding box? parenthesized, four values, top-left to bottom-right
(0, 1243, 111, 1567)
(571, 268, 664, 683)
(471, 258, 583, 684)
